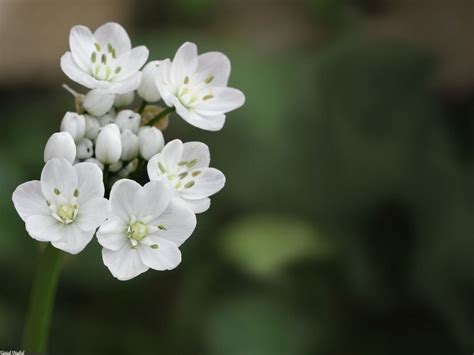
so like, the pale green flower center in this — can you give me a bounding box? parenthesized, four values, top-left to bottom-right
(128, 222, 148, 241)
(56, 204, 79, 225)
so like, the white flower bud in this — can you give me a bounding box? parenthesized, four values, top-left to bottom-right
(95, 124, 122, 165)
(114, 91, 135, 107)
(76, 138, 94, 159)
(85, 158, 104, 170)
(117, 159, 140, 177)
(120, 129, 140, 161)
(115, 110, 141, 133)
(84, 115, 101, 140)
(60, 112, 86, 142)
(109, 160, 124, 173)
(44, 132, 76, 164)
(137, 61, 161, 102)
(83, 89, 115, 117)
(99, 113, 116, 127)
(138, 126, 164, 160)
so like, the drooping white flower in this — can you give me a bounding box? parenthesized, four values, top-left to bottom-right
(60, 22, 149, 94)
(120, 129, 140, 161)
(44, 132, 76, 164)
(147, 139, 225, 213)
(84, 115, 101, 140)
(97, 179, 196, 280)
(137, 60, 161, 102)
(60, 112, 86, 142)
(115, 109, 141, 133)
(12, 158, 110, 254)
(155, 42, 245, 131)
(138, 126, 164, 160)
(95, 124, 122, 165)
(76, 138, 94, 159)
(114, 91, 135, 107)
(83, 89, 115, 116)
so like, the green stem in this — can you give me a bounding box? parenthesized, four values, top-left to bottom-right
(22, 244, 64, 352)
(147, 106, 175, 127)
(137, 100, 147, 114)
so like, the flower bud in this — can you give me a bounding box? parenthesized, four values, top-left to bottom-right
(76, 138, 94, 159)
(83, 89, 115, 117)
(44, 132, 76, 164)
(117, 159, 139, 177)
(138, 126, 164, 160)
(84, 115, 101, 140)
(85, 158, 104, 170)
(109, 160, 124, 173)
(95, 124, 122, 164)
(120, 129, 140, 161)
(60, 112, 86, 142)
(115, 110, 141, 133)
(114, 91, 135, 107)
(98, 113, 116, 127)
(137, 61, 161, 102)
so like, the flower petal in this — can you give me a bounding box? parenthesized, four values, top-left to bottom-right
(12, 181, 49, 221)
(160, 139, 184, 169)
(197, 52, 231, 86)
(181, 197, 211, 214)
(133, 180, 171, 222)
(69, 25, 95, 72)
(25, 215, 64, 242)
(179, 167, 225, 200)
(114, 46, 149, 80)
(51, 224, 95, 254)
(181, 141, 210, 169)
(171, 42, 198, 87)
(152, 199, 196, 246)
(108, 72, 142, 94)
(138, 236, 182, 271)
(75, 197, 110, 231)
(41, 158, 78, 202)
(94, 22, 131, 55)
(96, 216, 128, 251)
(109, 179, 141, 222)
(60, 52, 101, 89)
(74, 162, 104, 204)
(194, 87, 245, 116)
(171, 96, 226, 131)
(102, 244, 149, 281)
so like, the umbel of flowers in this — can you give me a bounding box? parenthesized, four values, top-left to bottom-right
(12, 22, 245, 281)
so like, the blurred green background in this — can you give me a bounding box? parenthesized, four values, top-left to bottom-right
(1, 0, 474, 354)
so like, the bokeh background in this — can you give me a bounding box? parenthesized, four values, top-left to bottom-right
(1, 0, 474, 354)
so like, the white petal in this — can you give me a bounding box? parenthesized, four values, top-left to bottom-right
(133, 180, 171, 221)
(171, 96, 226, 131)
(138, 236, 182, 271)
(171, 42, 198, 87)
(108, 72, 142, 94)
(114, 46, 149, 80)
(96, 216, 128, 251)
(69, 25, 95, 72)
(161, 139, 184, 169)
(60, 52, 100, 89)
(155, 59, 175, 106)
(94, 22, 131, 55)
(12, 181, 49, 221)
(181, 141, 210, 169)
(75, 197, 110, 231)
(51, 224, 94, 254)
(41, 158, 78, 202)
(109, 179, 141, 222)
(194, 87, 245, 116)
(25, 215, 63, 242)
(74, 162, 105, 204)
(197, 52, 231, 86)
(152, 199, 196, 246)
(181, 197, 211, 214)
(179, 167, 225, 200)
(102, 244, 149, 281)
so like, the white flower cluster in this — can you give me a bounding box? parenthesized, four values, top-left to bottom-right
(12, 23, 244, 281)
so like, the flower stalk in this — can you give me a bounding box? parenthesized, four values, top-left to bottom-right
(146, 106, 175, 127)
(22, 244, 64, 352)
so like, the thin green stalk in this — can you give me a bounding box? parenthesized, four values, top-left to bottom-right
(137, 100, 147, 114)
(22, 244, 64, 352)
(147, 106, 175, 127)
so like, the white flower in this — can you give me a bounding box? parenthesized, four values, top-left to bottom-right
(83, 89, 115, 116)
(115, 109, 141, 133)
(138, 126, 164, 160)
(114, 91, 135, 107)
(84, 115, 101, 140)
(137, 60, 161, 102)
(76, 138, 94, 159)
(44, 132, 76, 164)
(147, 139, 225, 213)
(12, 158, 110, 254)
(97, 179, 196, 280)
(155, 42, 245, 131)
(60, 112, 86, 142)
(95, 124, 122, 164)
(60, 22, 149, 94)
(120, 129, 140, 161)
